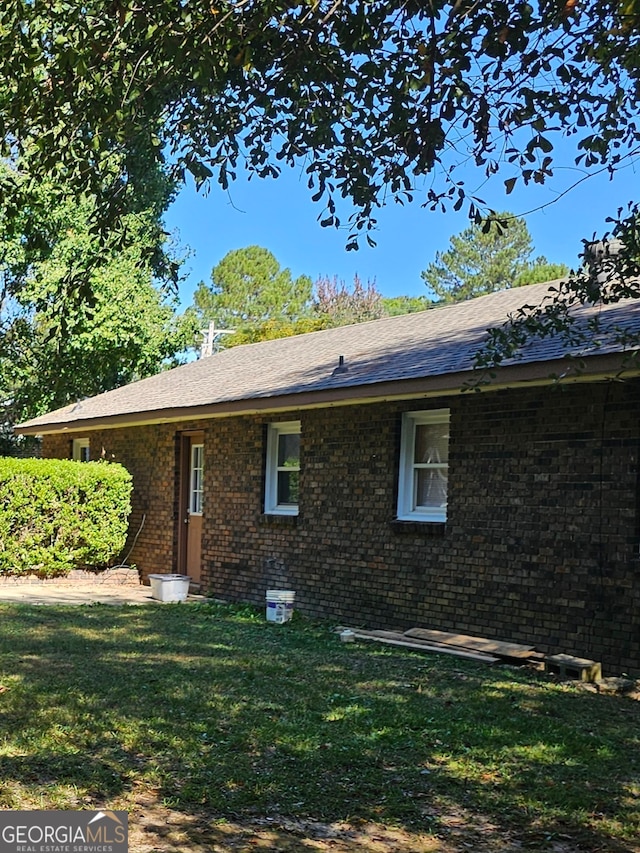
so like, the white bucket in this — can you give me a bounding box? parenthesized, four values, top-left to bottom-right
(265, 589, 295, 624)
(148, 574, 191, 602)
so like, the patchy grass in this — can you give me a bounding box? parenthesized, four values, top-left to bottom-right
(0, 602, 638, 852)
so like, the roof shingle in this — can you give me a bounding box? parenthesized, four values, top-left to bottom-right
(16, 281, 640, 433)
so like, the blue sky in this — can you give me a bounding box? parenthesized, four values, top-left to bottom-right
(164, 142, 639, 308)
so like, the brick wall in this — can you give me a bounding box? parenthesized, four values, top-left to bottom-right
(42, 380, 640, 675)
(44, 423, 187, 575)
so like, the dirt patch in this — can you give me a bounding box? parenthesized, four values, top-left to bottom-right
(125, 792, 633, 853)
(129, 794, 442, 853)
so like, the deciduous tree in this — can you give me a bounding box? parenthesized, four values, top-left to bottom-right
(314, 275, 385, 326)
(3, 1, 638, 359)
(382, 295, 433, 316)
(0, 167, 196, 451)
(0, 2, 638, 244)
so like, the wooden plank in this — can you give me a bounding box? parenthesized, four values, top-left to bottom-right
(350, 631, 500, 664)
(361, 629, 412, 640)
(338, 627, 415, 638)
(350, 628, 497, 656)
(338, 627, 528, 664)
(404, 628, 536, 659)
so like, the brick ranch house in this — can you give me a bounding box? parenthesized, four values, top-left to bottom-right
(16, 281, 640, 675)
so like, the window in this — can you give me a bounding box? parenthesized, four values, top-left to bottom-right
(72, 438, 90, 462)
(265, 421, 300, 515)
(190, 443, 204, 515)
(397, 409, 450, 523)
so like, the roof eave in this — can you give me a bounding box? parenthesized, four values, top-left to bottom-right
(16, 352, 640, 436)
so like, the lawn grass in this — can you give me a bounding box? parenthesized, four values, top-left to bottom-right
(0, 601, 638, 850)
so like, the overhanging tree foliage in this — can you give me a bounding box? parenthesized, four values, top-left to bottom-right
(1, 1, 639, 357)
(1, 2, 638, 237)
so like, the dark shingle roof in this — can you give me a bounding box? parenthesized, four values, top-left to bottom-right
(16, 281, 640, 434)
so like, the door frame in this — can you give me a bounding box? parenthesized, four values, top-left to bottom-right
(177, 430, 205, 580)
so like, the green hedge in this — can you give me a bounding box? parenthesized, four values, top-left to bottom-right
(0, 458, 133, 577)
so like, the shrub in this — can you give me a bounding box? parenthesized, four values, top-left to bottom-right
(0, 458, 132, 577)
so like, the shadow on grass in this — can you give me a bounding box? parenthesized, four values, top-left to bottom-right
(0, 602, 638, 852)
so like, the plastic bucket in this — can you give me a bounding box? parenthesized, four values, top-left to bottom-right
(148, 574, 191, 602)
(265, 589, 295, 624)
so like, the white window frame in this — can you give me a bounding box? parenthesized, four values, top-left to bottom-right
(189, 443, 204, 516)
(397, 409, 450, 523)
(265, 421, 301, 516)
(72, 438, 90, 462)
